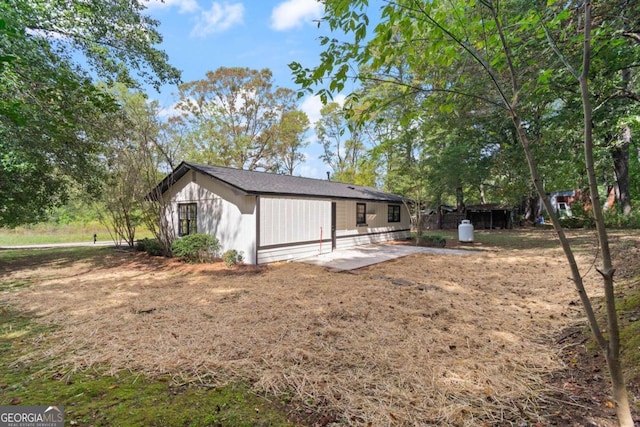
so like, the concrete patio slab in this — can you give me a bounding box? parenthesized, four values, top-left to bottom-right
(299, 243, 478, 271)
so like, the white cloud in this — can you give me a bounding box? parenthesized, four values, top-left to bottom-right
(300, 95, 323, 125)
(144, 0, 199, 14)
(191, 2, 244, 38)
(157, 102, 184, 120)
(270, 0, 323, 31)
(333, 93, 346, 107)
(300, 93, 346, 125)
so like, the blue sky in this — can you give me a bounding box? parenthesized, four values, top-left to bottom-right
(143, 0, 353, 179)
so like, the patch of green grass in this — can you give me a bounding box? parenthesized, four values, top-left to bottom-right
(0, 224, 153, 246)
(472, 230, 563, 249)
(0, 306, 297, 427)
(3, 371, 296, 427)
(0, 279, 32, 292)
(0, 224, 108, 245)
(416, 230, 456, 240)
(618, 286, 640, 387)
(0, 246, 107, 265)
(414, 232, 447, 247)
(417, 228, 565, 249)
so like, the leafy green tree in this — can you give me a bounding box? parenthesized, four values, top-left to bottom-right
(316, 102, 367, 183)
(274, 110, 310, 175)
(96, 84, 183, 252)
(0, 0, 180, 227)
(352, 62, 431, 199)
(175, 67, 307, 172)
(522, 0, 640, 216)
(97, 86, 156, 246)
(292, 1, 635, 424)
(590, 0, 640, 215)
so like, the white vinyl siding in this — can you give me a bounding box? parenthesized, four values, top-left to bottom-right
(258, 241, 334, 264)
(163, 172, 257, 264)
(259, 197, 331, 247)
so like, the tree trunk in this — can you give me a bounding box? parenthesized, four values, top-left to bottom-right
(579, 4, 633, 424)
(409, 199, 423, 245)
(611, 125, 632, 215)
(456, 186, 465, 212)
(490, 1, 634, 423)
(522, 193, 540, 224)
(479, 183, 487, 204)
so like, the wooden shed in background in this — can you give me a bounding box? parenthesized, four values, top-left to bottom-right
(419, 204, 513, 230)
(465, 204, 513, 229)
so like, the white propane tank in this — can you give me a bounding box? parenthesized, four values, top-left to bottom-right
(458, 220, 474, 242)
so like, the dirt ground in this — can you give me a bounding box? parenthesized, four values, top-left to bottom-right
(1, 229, 639, 426)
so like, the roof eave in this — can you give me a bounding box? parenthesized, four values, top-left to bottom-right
(151, 161, 410, 204)
(245, 190, 407, 203)
(184, 162, 251, 195)
(145, 161, 190, 201)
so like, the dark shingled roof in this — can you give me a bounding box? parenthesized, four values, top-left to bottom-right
(155, 161, 406, 203)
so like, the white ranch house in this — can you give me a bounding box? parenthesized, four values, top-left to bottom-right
(155, 161, 411, 264)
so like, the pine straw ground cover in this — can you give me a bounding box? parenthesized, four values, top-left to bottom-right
(1, 230, 639, 426)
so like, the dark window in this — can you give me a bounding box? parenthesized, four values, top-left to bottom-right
(356, 203, 367, 225)
(388, 205, 401, 222)
(178, 203, 197, 236)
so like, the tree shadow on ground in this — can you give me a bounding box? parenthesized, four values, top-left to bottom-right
(0, 246, 263, 280)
